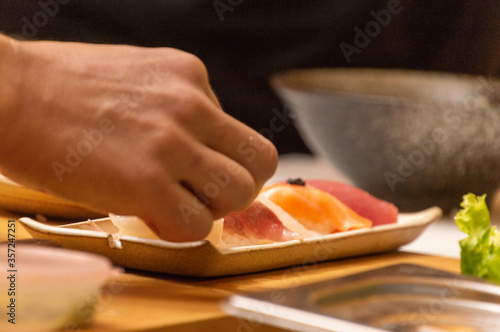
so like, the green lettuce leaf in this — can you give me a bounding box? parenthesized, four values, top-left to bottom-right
(454, 193, 500, 282)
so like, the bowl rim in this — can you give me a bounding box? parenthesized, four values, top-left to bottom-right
(270, 67, 499, 107)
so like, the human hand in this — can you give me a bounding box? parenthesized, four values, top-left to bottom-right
(0, 35, 278, 242)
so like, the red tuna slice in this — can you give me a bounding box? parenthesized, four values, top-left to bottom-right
(219, 198, 316, 249)
(290, 179, 398, 226)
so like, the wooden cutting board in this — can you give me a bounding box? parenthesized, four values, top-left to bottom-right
(0, 213, 460, 331)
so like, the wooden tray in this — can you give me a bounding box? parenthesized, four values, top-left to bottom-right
(19, 207, 442, 277)
(0, 175, 104, 219)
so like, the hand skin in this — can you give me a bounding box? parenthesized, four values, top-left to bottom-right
(0, 34, 278, 242)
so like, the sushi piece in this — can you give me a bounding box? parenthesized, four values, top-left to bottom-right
(108, 213, 224, 245)
(107, 196, 317, 249)
(218, 197, 319, 249)
(302, 179, 398, 226)
(105, 178, 389, 248)
(259, 180, 372, 234)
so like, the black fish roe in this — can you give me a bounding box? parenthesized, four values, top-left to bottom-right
(287, 178, 306, 186)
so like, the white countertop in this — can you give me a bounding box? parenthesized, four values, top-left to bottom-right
(270, 154, 472, 259)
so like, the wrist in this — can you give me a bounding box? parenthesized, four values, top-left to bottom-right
(0, 35, 24, 170)
(0, 34, 10, 65)
(0, 35, 21, 121)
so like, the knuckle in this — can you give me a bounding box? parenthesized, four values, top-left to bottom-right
(153, 123, 179, 145)
(166, 85, 211, 122)
(144, 123, 188, 160)
(175, 52, 209, 83)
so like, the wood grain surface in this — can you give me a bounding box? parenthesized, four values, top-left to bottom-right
(0, 211, 460, 331)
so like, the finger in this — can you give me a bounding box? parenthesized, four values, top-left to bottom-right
(165, 89, 278, 193)
(140, 181, 214, 242)
(199, 111, 279, 190)
(176, 139, 258, 218)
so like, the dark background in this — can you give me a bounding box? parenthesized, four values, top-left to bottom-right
(1, 1, 499, 154)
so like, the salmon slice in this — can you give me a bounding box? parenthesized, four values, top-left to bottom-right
(259, 183, 372, 234)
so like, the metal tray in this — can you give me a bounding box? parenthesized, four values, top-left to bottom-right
(222, 264, 500, 331)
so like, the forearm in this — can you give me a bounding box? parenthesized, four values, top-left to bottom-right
(0, 37, 278, 241)
(0, 34, 16, 113)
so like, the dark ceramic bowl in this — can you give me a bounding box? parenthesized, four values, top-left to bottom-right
(271, 68, 500, 212)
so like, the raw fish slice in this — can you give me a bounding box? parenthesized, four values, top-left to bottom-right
(304, 179, 398, 226)
(260, 183, 372, 233)
(108, 213, 224, 246)
(204, 218, 223, 247)
(219, 198, 313, 249)
(258, 197, 319, 238)
(109, 214, 160, 239)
